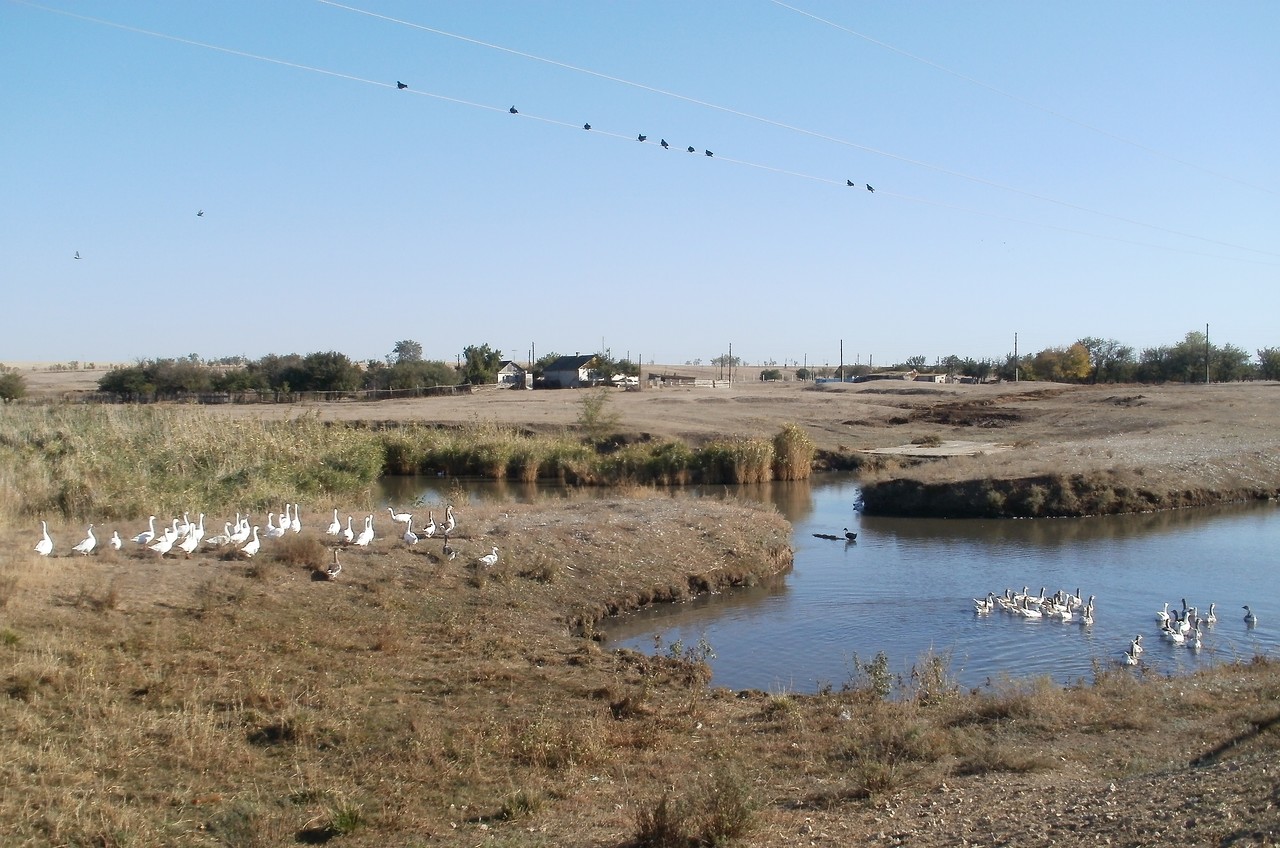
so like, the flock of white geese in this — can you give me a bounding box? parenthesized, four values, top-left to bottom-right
(975, 586, 1260, 666)
(31, 502, 500, 575)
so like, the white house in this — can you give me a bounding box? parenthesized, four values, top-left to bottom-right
(541, 354, 601, 388)
(496, 360, 529, 389)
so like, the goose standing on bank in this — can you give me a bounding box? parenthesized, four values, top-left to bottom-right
(109, 531, 123, 551)
(265, 512, 285, 540)
(325, 548, 341, 580)
(403, 516, 418, 545)
(148, 532, 175, 558)
(477, 546, 499, 568)
(442, 505, 456, 536)
(388, 507, 412, 526)
(72, 524, 97, 556)
(290, 504, 301, 533)
(205, 522, 234, 547)
(326, 509, 342, 536)
(178, 529, 200, 558)
(240, 526, 261, 558)
(133, 515, 157, 546)
(354, 515, 374, 547)
(419, 511, 436, 539)
(342, 516, 355, 544)
(35, 521, 53, 556)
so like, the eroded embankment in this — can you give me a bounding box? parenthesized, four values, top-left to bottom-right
(860, 471, 1280, 518)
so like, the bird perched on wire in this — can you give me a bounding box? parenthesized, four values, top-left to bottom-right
(687, 146, 695, 153)
(866, 184, 875, 193)
(637, 133, 646, 142)
(705, 150, 713, 157)
(509, 105, 518, 114)
(583, 122, 591, 130)
(660, 139, 669, 149)
(396, 80, 408, 89)
(847, 180, 856, 187)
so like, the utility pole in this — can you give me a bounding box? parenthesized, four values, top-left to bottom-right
(839, 339, 844, 381)
(1014, 332, 1019, 383)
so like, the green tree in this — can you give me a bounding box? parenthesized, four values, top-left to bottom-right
(577, 388, 620, 444)
(461, 344, 503, 385)
(389, 359, 458, 389)
(0, 370, 27, 401)
(284, 351, 362, 392)
(902, 355, 927, 370)
(760, 368, 783, 381)
(1078, 337, 1135, 383)
(1258, 348, 1280, 380)
(794, 367, 811, 381)
(1212, 343, 1253, 382)
(391, 339, 423, 364)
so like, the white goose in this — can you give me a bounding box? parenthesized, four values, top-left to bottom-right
(229, 520, 252, 546)
(133, 515, 157, 545)
(354, 515, 374, 547)
(177, 530, 200, 558)
(35, 520, 53, 556)
(326, 509, 342, 535)
(109, 531, 123, 551)
(1130, 635, 1144, 656)
(280, 504, 291, 533)
(1155, 602, 1170, 625)
(175, 512, 193, 539)
(290, 504, 302, 533)
(476, 546, 499, 568)
(72, 524, 97, 555)
(403, 516, 419, 545)
(1205, 603, 1218, 625)
(205, 522, 234, 547)
(419, 511, 437, 539)
(265, 512, 286, 540)
(240, 526, 261, 558)
(388, 507, 412, 525)
(148, 532, 175, 558)
(191, 514, 206, 545)
(342, 516, 355, 545)
(1122, 643, 1139, 666)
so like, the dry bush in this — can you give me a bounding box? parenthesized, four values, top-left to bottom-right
(268, 534, 329, 570)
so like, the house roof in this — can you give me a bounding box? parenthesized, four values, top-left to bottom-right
(541, 354, 597, 372)
(497, 360, 524, 371)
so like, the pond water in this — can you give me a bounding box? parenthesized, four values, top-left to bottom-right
(379, 475, 1280, 693)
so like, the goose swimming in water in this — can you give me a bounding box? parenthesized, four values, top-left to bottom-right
(1205, 603, 1217, 625)
(1122, 644, 1139, 666)
(1244, 605, 1258, 627)
(35, 521, 53, 556)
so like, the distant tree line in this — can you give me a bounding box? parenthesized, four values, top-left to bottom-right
(788, 330, 1278, 384)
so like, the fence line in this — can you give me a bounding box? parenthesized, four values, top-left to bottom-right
(59, 385, 477, 405)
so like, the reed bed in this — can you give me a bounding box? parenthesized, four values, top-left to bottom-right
(0, 405, 817, 521)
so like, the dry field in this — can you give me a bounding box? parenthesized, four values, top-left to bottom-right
(3, 497, 1279, 846)
(18, 363, 1280, 501)
(5, 367, 1280, 845)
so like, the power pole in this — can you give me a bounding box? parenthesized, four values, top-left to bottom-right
(839, 339, 844, 381)
(1014, 332, 1019, 383)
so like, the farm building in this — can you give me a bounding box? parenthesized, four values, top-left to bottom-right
(496, 360, 529, 389)
(540, 354, 601, 388)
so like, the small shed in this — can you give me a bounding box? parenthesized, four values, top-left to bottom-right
(496, 360, 529, 389)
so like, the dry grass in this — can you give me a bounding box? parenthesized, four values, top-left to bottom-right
(2, 499, 1278, 846)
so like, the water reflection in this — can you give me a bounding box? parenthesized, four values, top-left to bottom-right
(379, 474, 1280, 692)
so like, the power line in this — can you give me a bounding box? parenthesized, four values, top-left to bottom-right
(768, 0, 1276, 197)
(309, 0, 1280, 260)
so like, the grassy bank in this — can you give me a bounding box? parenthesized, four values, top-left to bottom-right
(0, 406, 815, 522)
(859, 468, 1280, 517)
(2, 498, 1277, 846)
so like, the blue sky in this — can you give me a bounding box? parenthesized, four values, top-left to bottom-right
(4, 0, 1277, 369)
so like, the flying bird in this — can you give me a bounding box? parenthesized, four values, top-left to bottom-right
(196, 209, 204, 217)
(866, 184, 875, 193)
(637, 134, 646, 142)
(509, 105, 518, 114)
(74, 251, 81, 260)
(660, 139, 669, 149)
(583, 122, 591, 130)
(396, 81, 408, 89)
